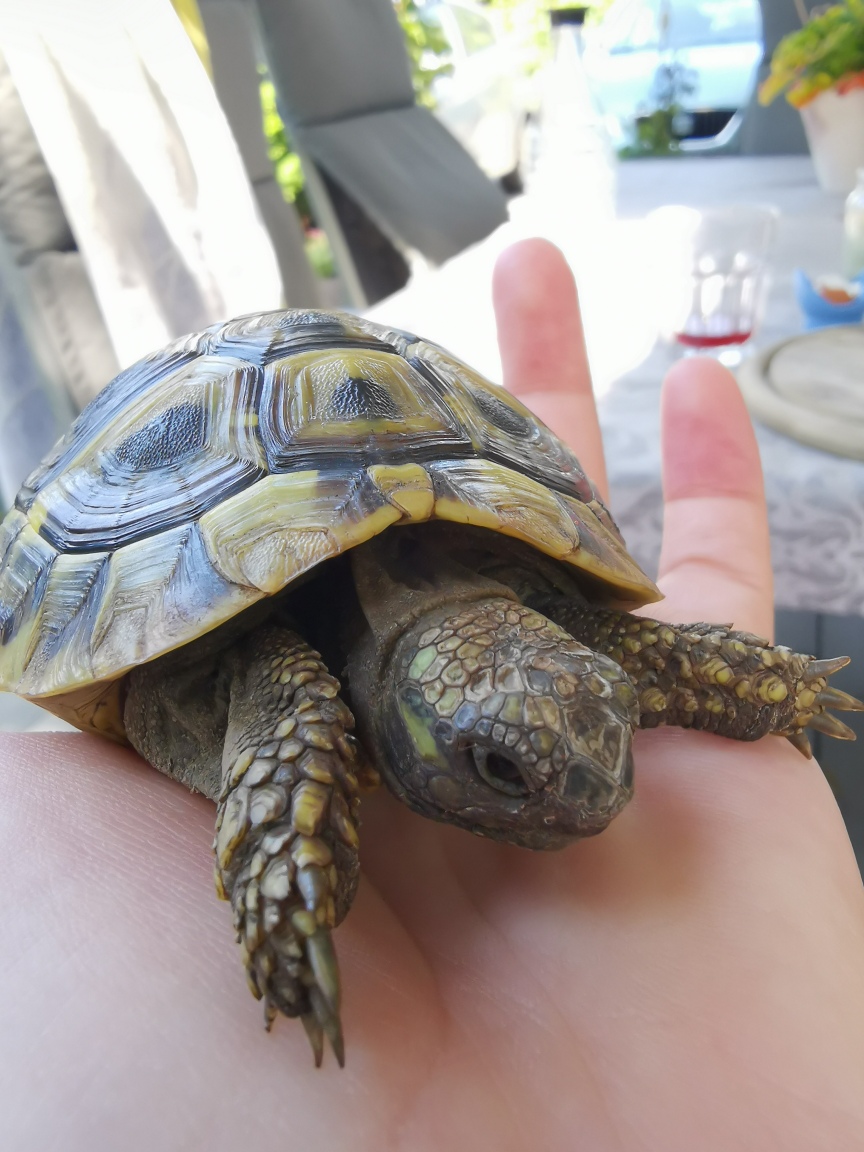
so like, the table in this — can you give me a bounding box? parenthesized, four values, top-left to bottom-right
(601, 156, 864, 620)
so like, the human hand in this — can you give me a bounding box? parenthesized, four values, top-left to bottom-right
(2, 240, 863, 1151)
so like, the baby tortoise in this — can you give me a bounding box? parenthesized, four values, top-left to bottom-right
(0, 309, 860, 1066)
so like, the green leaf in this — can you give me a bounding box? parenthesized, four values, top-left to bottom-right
(761, 0, 864, 105)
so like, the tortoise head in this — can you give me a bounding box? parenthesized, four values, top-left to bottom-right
(359, 597, 638, 850)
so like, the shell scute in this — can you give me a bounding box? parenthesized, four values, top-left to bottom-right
(408, 343, 600, 510)
(0, 523, 57, 688)
(0, 509, 27, 571)
(16, 552, 109, 696)
(30, 355, 267, 553)
(259, 347, 471, 472)
(198, 468, 404, 594)
(204, 309, 406, 367)
(16, 330, 208, 513)
(429, 459, 580, 559)
(367, 463, 435, 521)
(85, 522, 258, 683)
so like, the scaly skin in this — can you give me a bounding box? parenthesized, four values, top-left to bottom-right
(354, 597, 639, 850)
(526, 599, 864, 756)
(214, 626, 368, 1066)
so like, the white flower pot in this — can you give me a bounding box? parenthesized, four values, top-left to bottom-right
(799, 86, 864, 194)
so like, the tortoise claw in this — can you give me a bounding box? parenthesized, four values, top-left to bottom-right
(298, 955, 345, 1067)
(301, 1010, 325, 1068)
(310, 985, 345, 1068)
(263, 997, 278, 1032)
(804, 656, 851, 681)
(807, 712, 857, 741)
(785, 729, 813, 758)
(307, 929, 341, 1013)
(796, 656, 862, 746)
(816, 686, 864, 712)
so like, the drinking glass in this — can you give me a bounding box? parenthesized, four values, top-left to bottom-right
(649, 204, 778, 364)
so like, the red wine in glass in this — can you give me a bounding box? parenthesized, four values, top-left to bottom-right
(675, 329, 752, 349)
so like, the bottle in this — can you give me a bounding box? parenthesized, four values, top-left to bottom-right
(843, 168, 864, 279)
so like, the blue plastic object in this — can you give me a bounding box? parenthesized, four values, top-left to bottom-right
(794, 269, 864, 330)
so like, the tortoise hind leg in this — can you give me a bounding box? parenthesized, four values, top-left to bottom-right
(215, 624, 365, 1066)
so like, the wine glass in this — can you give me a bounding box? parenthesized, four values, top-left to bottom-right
(649, 204, 778, 366)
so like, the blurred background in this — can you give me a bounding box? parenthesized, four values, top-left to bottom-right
(0, 0, 862, 869)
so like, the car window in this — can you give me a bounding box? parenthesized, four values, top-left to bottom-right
(665, 0, 761, 48)
(450, 5, 497, 54)
(600, 0, 662, 53)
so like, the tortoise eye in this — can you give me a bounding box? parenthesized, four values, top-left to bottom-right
(112, 403, 206, 471)
(471, 746, 532, 797)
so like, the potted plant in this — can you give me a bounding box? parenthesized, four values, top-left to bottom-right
(759, 0, 864, 193)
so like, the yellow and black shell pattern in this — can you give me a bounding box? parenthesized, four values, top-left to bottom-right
(0, 309, 659, 738)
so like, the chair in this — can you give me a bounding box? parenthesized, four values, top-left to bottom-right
(211, 0, 510, 305)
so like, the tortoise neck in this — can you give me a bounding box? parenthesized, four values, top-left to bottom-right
(347, 529, 518, 675)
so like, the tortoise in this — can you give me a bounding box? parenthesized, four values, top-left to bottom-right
(1, 308, 861, 1067)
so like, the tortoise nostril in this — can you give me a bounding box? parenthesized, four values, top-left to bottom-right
(471, 746, 531, 797)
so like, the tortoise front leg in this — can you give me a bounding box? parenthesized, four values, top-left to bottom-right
(534, 601, 864, 757)
(215, 625, 364, 1066)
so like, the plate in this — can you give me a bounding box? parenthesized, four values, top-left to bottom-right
(736, 326, 864, 460)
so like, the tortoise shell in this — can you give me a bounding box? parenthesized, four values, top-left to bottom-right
(0, 310, 659, 738)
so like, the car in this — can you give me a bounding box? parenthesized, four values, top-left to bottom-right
(580, 0, 764, 149)
(417, 0, 540, 190)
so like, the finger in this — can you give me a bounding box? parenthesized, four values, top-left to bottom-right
(656, 357, 773, 640)
(492, 238, 608, 499)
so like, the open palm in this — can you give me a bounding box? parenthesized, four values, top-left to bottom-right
(2, 240, 863, 1151)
